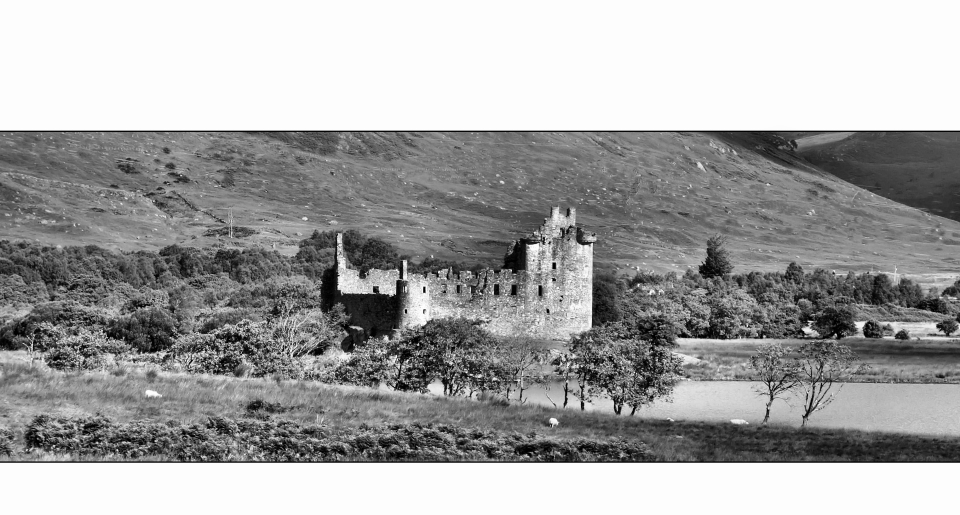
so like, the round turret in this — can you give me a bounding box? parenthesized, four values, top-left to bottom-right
(395, 260, 430, 330)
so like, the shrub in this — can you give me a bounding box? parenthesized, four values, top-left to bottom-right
(862, 320, 884, 339)
(233, 362, 252, 378)
(0, 302, 109, 349)
(895, 329, 911, 341)
(44, 329, 129, 371)
(122, 289, 169, 314)
(164, 332, 244, 376)
(165, 162, 176, 170)
(164, 318, 332, 379)
(0, 426, 14, 457)
(21, 414, 651, 461)
(162, 147, 171, 154)
(197, 309, 262, 334)
(245, 399, 288, 414)
(108, 307, 179, 352)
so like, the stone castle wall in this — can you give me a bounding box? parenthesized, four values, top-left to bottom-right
(333, 207, 595, 341)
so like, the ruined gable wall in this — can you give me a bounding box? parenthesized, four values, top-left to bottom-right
(335, 267, 399, 296)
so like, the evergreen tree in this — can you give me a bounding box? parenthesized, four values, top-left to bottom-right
(698, 234, 734, 279)
(785, 262, 805, 285)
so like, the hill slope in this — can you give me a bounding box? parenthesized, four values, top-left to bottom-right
(787, 132, 960, 222)
(0, 131, 957, 285)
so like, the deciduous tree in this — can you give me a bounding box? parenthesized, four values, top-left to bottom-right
(499, 336, 549, 404)
(749, 343, 800, 425)
(936, 318, 959, 337)
(793, 340, 865, 427)
(812, 306, 857, 339)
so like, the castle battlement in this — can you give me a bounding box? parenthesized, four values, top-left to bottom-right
(333, 207, 596, 341)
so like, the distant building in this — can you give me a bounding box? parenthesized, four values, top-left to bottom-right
(333, 207, 597, 341)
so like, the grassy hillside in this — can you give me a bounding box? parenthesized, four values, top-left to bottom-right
(1, 131, 958, 284)
(790, 132, 960, 224)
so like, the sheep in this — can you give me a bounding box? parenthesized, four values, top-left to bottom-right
(664, 417, 675, 422)
(144, 390, 162, 399)
(730, 419, 748, 426)
(548, 417, 559, 428)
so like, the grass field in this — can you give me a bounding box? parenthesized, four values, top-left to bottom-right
(3, 350, 960, 461)
(678, 337, 960, 383)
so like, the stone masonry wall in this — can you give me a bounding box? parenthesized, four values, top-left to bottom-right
(333, 207, 595, 341)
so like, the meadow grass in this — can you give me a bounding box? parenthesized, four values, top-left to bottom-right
(2, 350, 960, 461)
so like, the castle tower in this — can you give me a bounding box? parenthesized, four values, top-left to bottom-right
(510, 206, 595, 333)
(395, 260, 431, 330)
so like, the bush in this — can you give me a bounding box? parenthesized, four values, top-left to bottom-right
(108, 307, 179, 352)
(895, 329, 911, 341)
(44, 329, 129, 371)
(0, 302, 109, 349)
(197, 309, 262, 334)
(245, 399, 288, 414)
(164, 317, 335, 379)
(862, 320, 884, 339)
(162, 147, 171, 154)
(165, 162, 176, 170)
(0, 426, 14, 457)
(22, 414, 651, 462)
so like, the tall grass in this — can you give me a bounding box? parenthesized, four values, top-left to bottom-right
(3, 350, 960, 461)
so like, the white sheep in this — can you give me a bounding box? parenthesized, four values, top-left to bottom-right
(145, 390, 162, 399)
(548, 417, 559, 428)
(730, 419, 748, 426)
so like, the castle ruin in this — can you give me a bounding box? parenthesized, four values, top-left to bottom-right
(334, 207, 596, 341)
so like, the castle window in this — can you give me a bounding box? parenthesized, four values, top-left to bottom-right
(552, 278, 557, 282)
(423, 286, 427, 293)
(404, 309, 408, 314)
(538, 285, 543, 297)
(422, 309, 427, 314)
(373, 286, 379, 294)
(511, 285, 518, 296)
(457, 285, 462, 294)
(552, 262, 557, 270)
(470, 286, 477, 295)
(494, 284, 500, 296)
(403, 284, 408, 293)
(546, 308, 551, 314)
